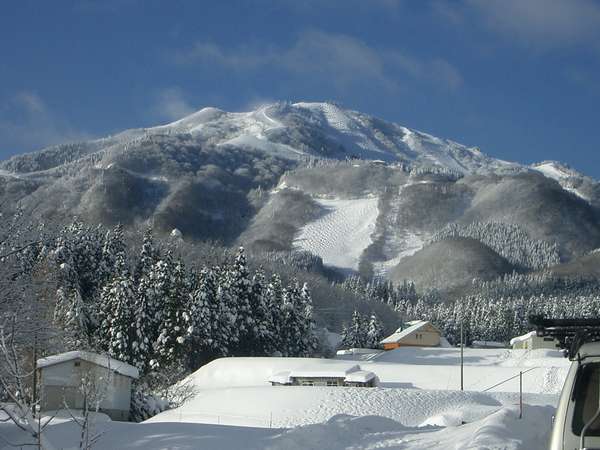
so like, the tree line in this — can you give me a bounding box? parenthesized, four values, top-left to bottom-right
(22, 221, 319, 376)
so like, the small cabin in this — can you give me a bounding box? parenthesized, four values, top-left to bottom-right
(380, 320, 442, 350)
(510, 331, 560, 351)
(37, 351, 139, 421)
(269, 364, 377, 387)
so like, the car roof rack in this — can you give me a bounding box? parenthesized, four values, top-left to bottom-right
(529, 315, 600, 360)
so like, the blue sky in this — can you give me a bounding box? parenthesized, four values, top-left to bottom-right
(1, 0, 599, 177)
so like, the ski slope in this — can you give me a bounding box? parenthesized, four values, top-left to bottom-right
(294, 196, 379, 272)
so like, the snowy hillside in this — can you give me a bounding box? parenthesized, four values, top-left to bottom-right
(532, 160, 592, 201)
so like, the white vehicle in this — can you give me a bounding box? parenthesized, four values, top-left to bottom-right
(533, 317, 600, 450)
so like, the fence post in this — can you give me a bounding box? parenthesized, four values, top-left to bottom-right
(519, 371, 523, 419)
(270, 412, 273, 428)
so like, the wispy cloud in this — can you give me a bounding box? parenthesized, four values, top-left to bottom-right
(0, 92, 91, 158)
(153, 87, 196, 121)
(465, 0, 600, 49)
(172, 30, 463, 93)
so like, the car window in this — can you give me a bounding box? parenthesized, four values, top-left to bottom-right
(573, 363, 600, 436)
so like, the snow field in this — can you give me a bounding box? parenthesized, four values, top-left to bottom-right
(147, 385, 555, 429)
(0, 406, 555, 450)
(294, 197, 379, 271)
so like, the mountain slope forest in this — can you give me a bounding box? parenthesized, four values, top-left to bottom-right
(2, 101, 600, 355)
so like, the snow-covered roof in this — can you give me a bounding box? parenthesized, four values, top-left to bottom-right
(37, 351, 139, 379)
(269, 371, 292, 384)
(380, 320, 439, 344)
(290, 364, 361, 379)
(509, 331, 538, 346)
(344, 370, 376, 383)
(268, 364, 376, 384)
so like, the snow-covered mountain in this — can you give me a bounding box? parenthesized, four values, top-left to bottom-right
(1, 101, 599, 289)
(152, 102, 525, 174)
(1, 102, 522, 175)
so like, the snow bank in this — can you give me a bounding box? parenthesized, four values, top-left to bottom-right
(294, 197, 379, 271)
(510, 331, 537, 346)
(265, 405, 554, 450)
(147, 385, 511, 429)
(1, 405, 554, 450)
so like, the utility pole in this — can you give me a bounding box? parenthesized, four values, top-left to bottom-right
(32, 332, 38, 413)
(519, 371, 523, 419)
(460, 315, 464, 391)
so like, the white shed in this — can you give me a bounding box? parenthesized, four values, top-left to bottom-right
(37, 351, 139, 421)
(510, 331, 560, 351)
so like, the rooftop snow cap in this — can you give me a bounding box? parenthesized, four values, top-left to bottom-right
(37, 351, 139, 379)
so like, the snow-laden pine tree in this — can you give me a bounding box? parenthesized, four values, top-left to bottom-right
(366, 313, 384, 348)
(297, 282, 318, 356)
(188, 267, 219, 368)
(100, 224, 126, 283)
(52, 231, 91, 349)
(280, 283, 302, 356)
(244, 268, 273, 355)
(98, 252, 135, 363)
(130, 227, 162, 372)
(134, 227, 160, 281)
(265, 273, 284, 354)
(223, 247, 253, 350)
(153, 254, 191, 368)
(341, 310, 367, 349)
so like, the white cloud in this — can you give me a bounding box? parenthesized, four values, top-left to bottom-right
(173, 31, 463, 93)
(466, 0, 600, 49)
(153, 87, 196, 121)
(0, 92, 91, 157)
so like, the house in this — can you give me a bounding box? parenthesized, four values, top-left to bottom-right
(37, 351, 139, 421)
(510, 331, 560, 351)
(379, 320, 442, 350)
(269, 364, 377, 387)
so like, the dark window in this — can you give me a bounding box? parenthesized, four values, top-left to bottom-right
(543, 337, 554, 342)
(572, 363, 600, 436)
(74, 361, 81, 367)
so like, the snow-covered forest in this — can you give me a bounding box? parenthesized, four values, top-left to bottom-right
(340, 272, 600, 344)
(0, 214, 329, 421)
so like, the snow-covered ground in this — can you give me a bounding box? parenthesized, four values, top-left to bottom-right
(294, 197, 379, 272)
(0, 347, 570, 449)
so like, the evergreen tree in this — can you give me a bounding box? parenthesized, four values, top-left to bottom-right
(224, 247, 253, 352)
(153, 255, 190, 368)
(188, 267, 219, 368)
(98, 253, 135, 363)
(265, 273, 284, 354)
(245, 268, 273, 355)
(366, 313, 384, 348)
